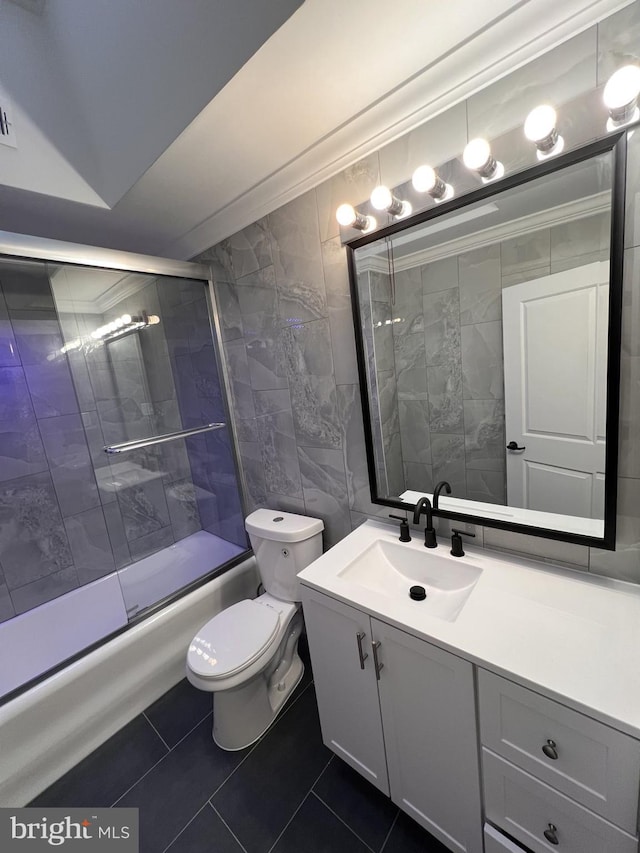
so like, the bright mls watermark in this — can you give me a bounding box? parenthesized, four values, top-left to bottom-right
(0, 809, 138, 851)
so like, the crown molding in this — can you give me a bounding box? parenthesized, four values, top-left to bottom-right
(167, 0, 632, 259)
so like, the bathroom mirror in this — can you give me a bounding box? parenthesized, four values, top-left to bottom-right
(347, 134, 626, 549)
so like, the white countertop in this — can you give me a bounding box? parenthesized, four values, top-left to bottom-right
(400, 489, 605, 539)
(298, 518, 640, 739)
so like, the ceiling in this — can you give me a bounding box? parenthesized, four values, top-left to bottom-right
(0, 0, 632, 261)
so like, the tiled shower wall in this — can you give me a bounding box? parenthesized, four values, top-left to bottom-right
(0, 260, 245, 624)
(364, 211, 610, 506)
(198, 1, 640, 581)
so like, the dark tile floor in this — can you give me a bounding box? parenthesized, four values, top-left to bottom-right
(31, 648, 448, 853)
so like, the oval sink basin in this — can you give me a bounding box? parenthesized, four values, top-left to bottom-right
(337, 539, 482, 622)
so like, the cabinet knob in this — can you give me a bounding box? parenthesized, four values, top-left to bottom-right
(543, 823, 559, 845)
(542, 738, 558, 760)
(356, 631, 368, 670)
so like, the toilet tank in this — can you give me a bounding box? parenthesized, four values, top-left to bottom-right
(245, 509, 324, 601)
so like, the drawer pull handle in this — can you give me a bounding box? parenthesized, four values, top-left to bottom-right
(542, 739, 558, 760)
(372, 640, 384, 680)
(543, 823, 559, 845)
(356, 632, 368, 669)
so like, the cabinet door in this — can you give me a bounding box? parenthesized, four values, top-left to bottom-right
(301, 588, 389, 794)
(372, 618, 483, 853)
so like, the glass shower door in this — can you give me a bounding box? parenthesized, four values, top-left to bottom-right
(0, 251, 248, 699)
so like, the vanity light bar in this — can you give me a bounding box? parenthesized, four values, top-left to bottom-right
(336, 70, 638, 237)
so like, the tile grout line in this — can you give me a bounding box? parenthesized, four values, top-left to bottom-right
(265, 791, 313, 853)
(310, 790, 377, 853)
(142, 712, 171, 752)
(167, 706, 215, 750)
(110, 746, 169, 808)
(160, 800, 212, 853)
(111, 712, 213, 807)
(310, 752, 334, 792)
(379, 811, 399, 853)
(261, 754, 334, 853)
(209, 802, 250, 853)
(111, 681, 314, 812)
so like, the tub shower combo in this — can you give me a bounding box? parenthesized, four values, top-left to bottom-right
(0, 235, 249, 701)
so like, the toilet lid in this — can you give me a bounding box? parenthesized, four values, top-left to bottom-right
(187, 599, 280, 679)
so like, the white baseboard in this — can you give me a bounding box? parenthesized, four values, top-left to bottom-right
(0, 558, 258, 806)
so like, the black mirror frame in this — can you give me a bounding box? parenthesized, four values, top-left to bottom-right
(346, 132, 627, 551)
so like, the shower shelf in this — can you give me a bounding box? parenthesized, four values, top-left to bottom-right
(103, 422, 225, 454)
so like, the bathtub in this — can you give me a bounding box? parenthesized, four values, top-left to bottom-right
(0, 554, 258, 806)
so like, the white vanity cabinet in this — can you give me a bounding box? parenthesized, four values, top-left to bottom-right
(301, 587, 389, 795)
(301, 586, 483, 853)
(478, 670, 640, 853)
(297, 519, 640, 853)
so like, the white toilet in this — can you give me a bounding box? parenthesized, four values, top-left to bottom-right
(186, 508, 324, 750)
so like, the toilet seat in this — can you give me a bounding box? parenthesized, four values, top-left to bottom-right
(187, 599, 280, 680)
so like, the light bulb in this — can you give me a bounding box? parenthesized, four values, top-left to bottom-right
(524, 105, 556, 142)
(412, 166, 437, 193)
(121, 314, 132, 325)
(603, 65, 640, 110)
(336, 203, 357, 227)
(524, 105, 564, 158)
(604, 65, 640, 129)
(335, 203, 376, 232)
(463, 138, 491, 171)
(370, 185, 393, 211)
(411, 165, 454, 202)
(370, 185, 411, 217)
(463, 138, 503, 182)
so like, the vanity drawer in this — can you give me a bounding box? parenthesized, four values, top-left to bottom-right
(484, 823, 528, 852)
(483, 749, 638, 853)
(478, 669, 640, 832)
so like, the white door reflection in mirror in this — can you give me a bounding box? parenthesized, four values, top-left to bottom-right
(502, 261, 608, 519)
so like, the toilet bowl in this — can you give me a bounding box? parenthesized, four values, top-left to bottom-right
(186, 509, 323, 750)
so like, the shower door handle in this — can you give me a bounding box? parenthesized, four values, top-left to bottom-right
(104, 422, 225, 454)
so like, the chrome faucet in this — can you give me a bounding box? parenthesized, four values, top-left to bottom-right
(412, 496, 437, 549)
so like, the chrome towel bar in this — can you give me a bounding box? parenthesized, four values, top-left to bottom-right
(104, 422, 225, 454)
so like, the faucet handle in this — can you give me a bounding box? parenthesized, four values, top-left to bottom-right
(450, 528, 475, 557)
(389, 514, 411, 542)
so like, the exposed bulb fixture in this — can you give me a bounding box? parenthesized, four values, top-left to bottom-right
(462, 138, 504, 182)
(60, 313, 159, 358)
(524, 105, 564, 159)
(603, 65, 640, 130)
(335, 203, 376, 232)
(411, 165, 454, 202)
(370, 185, 412, 218)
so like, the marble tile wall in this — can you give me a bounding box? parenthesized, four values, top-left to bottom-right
(199, 1, 640, 581)
(0, 263, 246, 623)
(388, 213, 610, 505)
